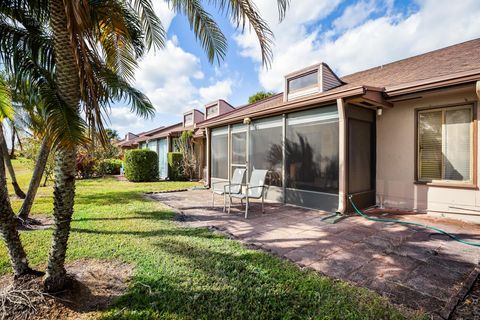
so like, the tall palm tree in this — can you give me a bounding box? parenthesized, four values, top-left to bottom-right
(1, 0, 288, 292)
(12, 80, 53, 221)
(0, 74, 26, 198)
(0, 67, 33, 276)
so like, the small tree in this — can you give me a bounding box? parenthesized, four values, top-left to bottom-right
(177, 130, 197, 180)
(248, 91, 275, 104)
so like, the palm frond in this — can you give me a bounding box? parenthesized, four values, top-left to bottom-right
(167, 0, 227, 63)
(130, 0, 166, 50)
(99, 67, 155, 119)
(0, 73, 14, 121)
(0, 17, 55, 74)
(209, 0, 274, 66)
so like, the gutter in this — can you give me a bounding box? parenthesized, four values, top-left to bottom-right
(386, 69, 480, 96)
(198, 86, 366, 129)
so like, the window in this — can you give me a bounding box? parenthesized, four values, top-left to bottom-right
(250, 117, 283, 187)
(287, 70, 318, 93)
(206, 105, 218, 118)
(286, 106, 339, 193)
(184, 113, 193, 126)
(418, 105, 474, 183)
(211, 127, 228, 179)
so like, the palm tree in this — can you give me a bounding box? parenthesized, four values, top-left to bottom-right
(0, 68, 33, 276)
(1, 0, 288, 292)
(0, 74, 26, 199)
(12, 81, 53, 221)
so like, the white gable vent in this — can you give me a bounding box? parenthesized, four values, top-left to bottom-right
(284, 63, 343, 101)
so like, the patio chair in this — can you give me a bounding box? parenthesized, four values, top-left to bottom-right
(228, 169, 268, 219)
(211, 168, 246, 211)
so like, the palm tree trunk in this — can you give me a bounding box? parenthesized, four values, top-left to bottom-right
(44, 148, 76, 292)
(0, 139, 31, 276)
(44, 0, 81, 293)
(0, 127, 26, 199)
(10, 125, 15, 158)
(18, 137, 50, 221)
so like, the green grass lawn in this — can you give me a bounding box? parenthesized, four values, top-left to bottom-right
(0, 159, 419, 319)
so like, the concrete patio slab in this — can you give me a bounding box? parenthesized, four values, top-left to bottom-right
(149, 189, 480, 318)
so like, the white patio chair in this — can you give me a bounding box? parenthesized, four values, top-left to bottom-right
(228, 169, 268, 218)
(211, 168, 246, 211)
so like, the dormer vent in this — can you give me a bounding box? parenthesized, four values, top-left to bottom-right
(184, 112, 193, 126)
(206, 103, 219, 119)
(284, 63, 343, 101)
(204, 100, 235, 120)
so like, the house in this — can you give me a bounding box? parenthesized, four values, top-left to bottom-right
(116, 127, 165, 149)
(119, 100, 235, 180)
(195, 38, 480, 223)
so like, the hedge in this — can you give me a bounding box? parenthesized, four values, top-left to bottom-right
(97, 159, 123, 175)
(124, 149, 159, 182)
(167, 152, 184, 180)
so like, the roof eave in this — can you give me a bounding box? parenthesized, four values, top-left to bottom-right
(385, 69, 480, 97)
(199, 86, 366, 129)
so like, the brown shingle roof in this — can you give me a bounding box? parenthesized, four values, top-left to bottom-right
(341, 38, 480, 89)
(144, 122, 183, 140)
(198, 38, 480, 128)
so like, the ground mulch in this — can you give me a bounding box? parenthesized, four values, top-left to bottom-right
(452, 275, 480, 320)
(0, 259, 133, 320)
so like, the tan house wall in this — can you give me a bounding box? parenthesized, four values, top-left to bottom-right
(376, 85, 480, 223)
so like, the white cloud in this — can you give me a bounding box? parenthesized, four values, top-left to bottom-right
(153, 0, 176, 31)
(333, 0, 377, 32)
(111, 35, 234, 135)
(235, 0, 480, 92)
(199, 79, 233, 103)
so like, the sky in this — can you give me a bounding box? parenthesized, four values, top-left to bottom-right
(96, 0, 480, 138)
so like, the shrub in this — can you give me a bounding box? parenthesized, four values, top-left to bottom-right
(167, 152, 184, 180)
(124, 149, 158, 182)
(97, 158, 123, 175)
(76, 152, 98, 179)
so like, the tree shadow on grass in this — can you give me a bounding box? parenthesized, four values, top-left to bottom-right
(72, 210, 174, 222)
(74, 190, 153, 206)
(70, 223, 221, 240)
(101, 237, 406, 320)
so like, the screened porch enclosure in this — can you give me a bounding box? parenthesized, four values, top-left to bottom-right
(209, 105, 340, 212)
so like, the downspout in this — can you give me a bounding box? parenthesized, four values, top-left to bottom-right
(337, 98, 348, 214)
(205, 128, 210, 187)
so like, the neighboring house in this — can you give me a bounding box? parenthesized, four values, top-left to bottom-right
(118, 100, 234, 180)
(195, 38, 480, 223)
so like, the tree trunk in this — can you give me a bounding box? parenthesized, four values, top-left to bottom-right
(42, 173, 48, 187)
(44, 148, 76, 292)
(18, 137, 50, 221)
(10, 126, 15, 158)
(0, 138, 31, 276)
(0, 127, 26, 199)
(16, 129, 23, 151)
(44, 0, 81, 293)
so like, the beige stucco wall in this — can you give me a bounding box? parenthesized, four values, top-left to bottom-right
(376, 85, 480, 223)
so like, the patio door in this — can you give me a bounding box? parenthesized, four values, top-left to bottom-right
(347, 106, 376, 209)
(158, 138, 168, 179)
(230, 124, 247, 183)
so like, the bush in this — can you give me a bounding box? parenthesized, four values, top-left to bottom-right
(124, 149, 158, 182)
(76, 152, 98, 179)
(167, 152, 184, 180)
(97, 158, 123, 175)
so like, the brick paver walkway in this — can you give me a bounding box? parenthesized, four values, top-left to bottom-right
(150, 190, 480, 318)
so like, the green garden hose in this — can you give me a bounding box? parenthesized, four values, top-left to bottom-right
(348, 195, 480, 248)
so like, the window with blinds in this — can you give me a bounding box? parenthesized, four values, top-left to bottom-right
(418, 105, 473, 182)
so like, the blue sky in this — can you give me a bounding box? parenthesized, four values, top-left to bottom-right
(109, 0, 480, 138)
